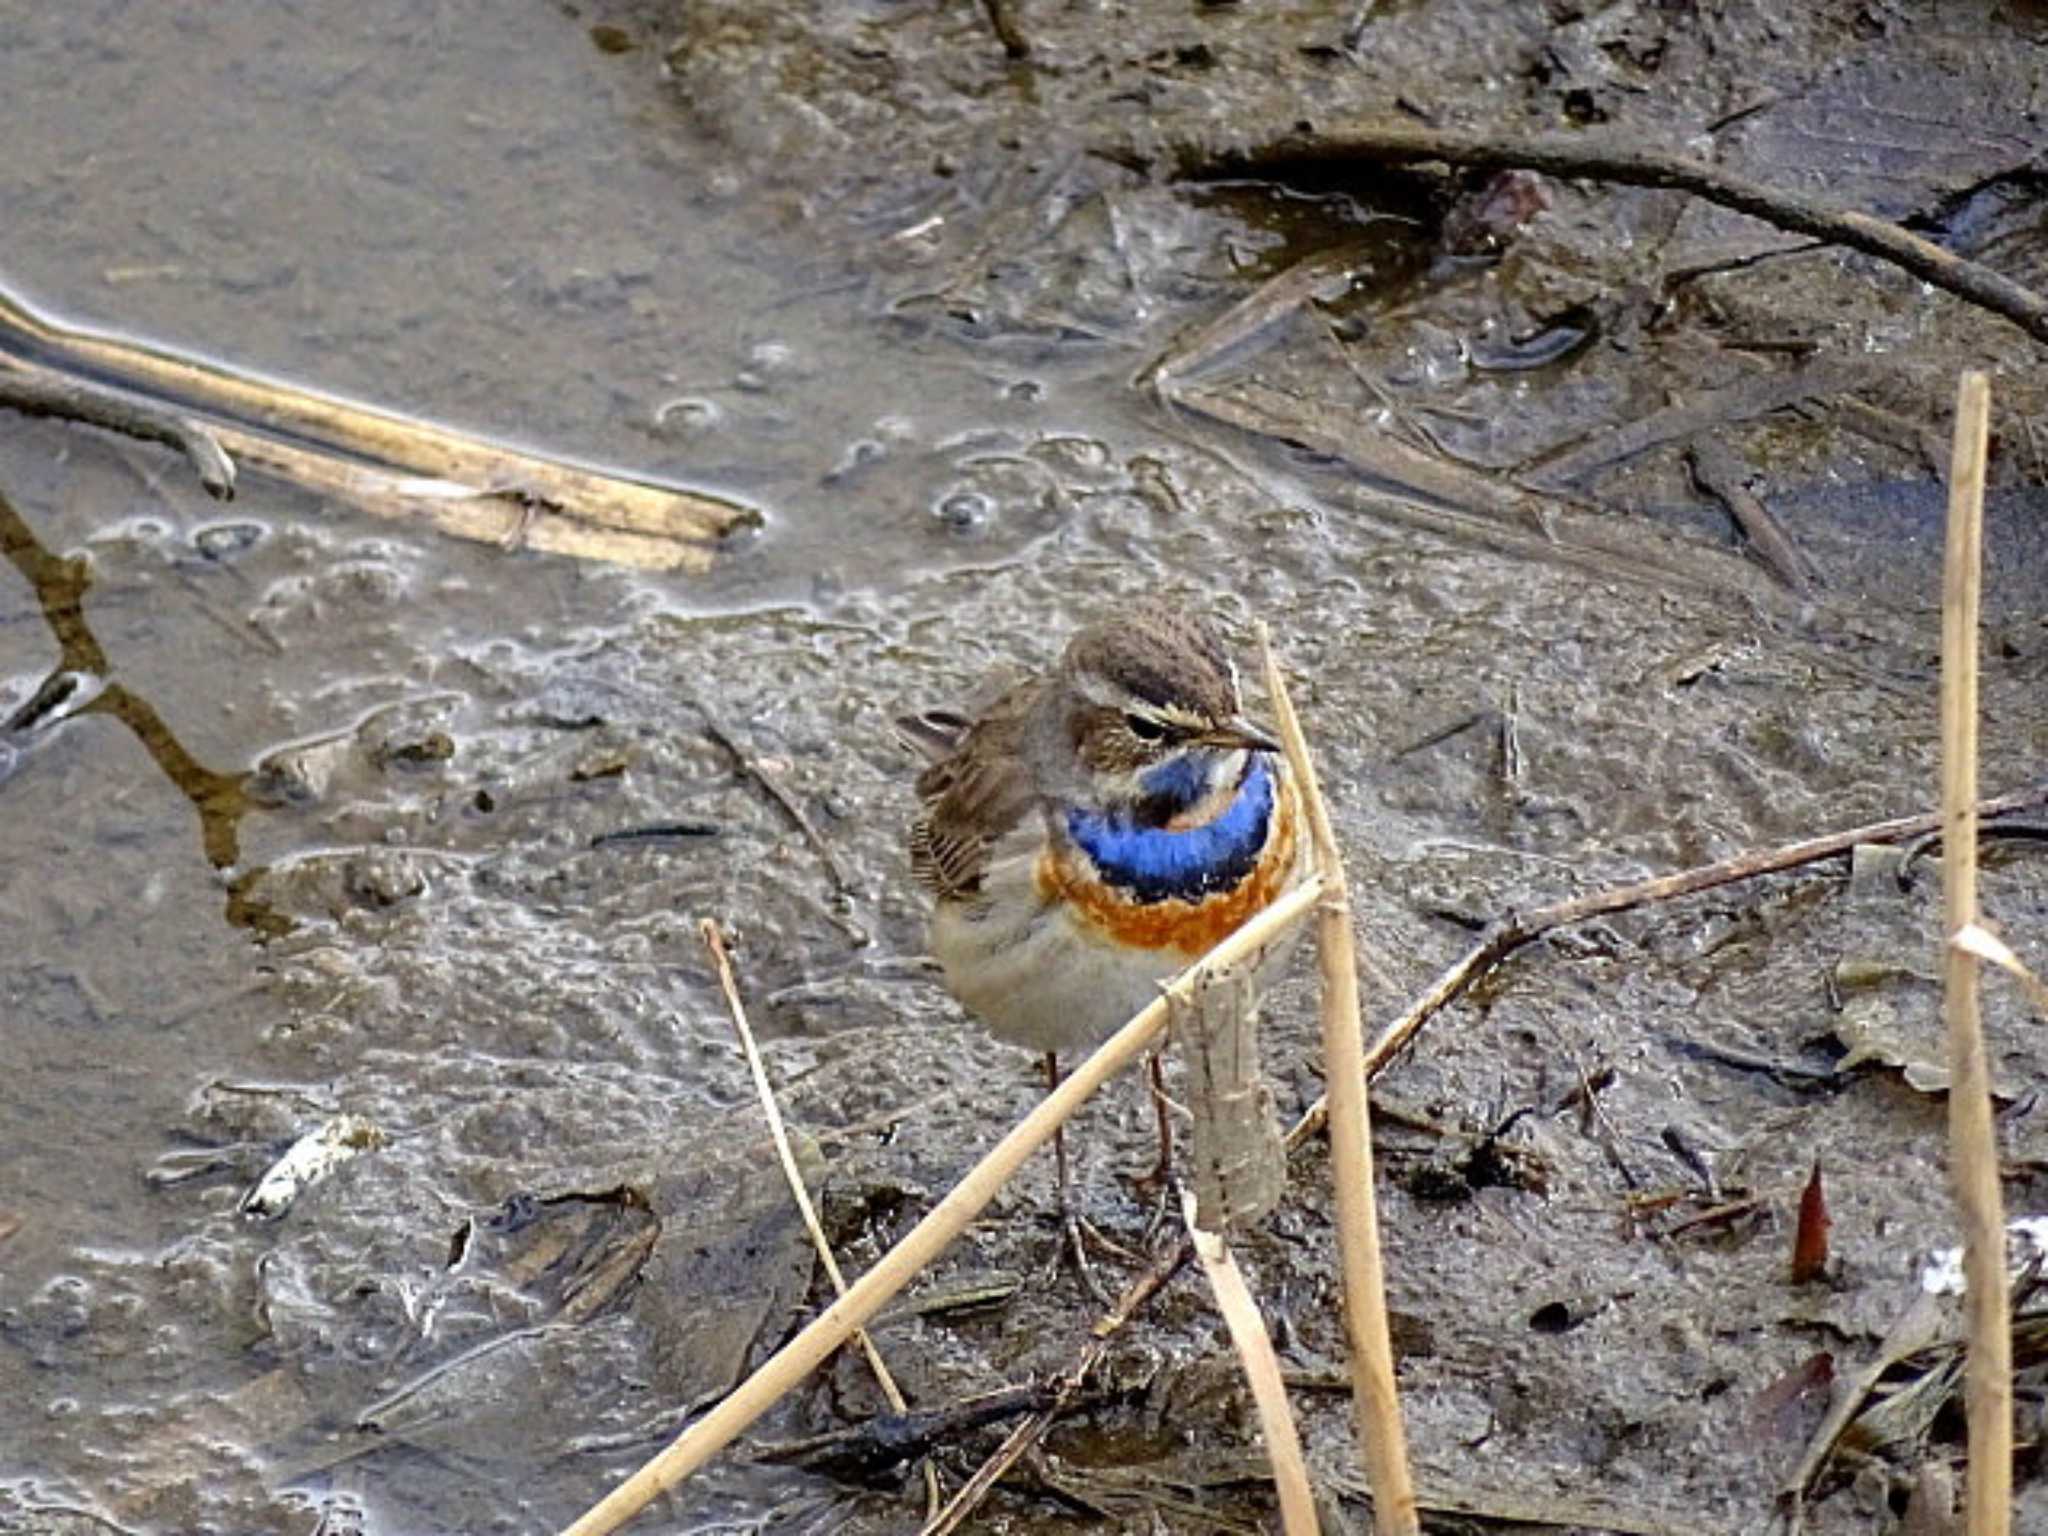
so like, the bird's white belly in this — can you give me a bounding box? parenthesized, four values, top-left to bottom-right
(931, 883, 1177, 1055)
(926, 751, 1308, 1058)
(930, 838, 1300, 1057)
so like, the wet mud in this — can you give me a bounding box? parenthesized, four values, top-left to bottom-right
(3, 1, 2047, 1533)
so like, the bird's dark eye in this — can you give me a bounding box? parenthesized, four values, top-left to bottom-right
(1125, 713, 1167, 741)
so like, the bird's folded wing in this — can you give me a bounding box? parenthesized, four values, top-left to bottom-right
(907, 679, 1043, 902)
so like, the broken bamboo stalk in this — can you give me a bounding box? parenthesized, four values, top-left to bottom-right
(0, 281, 756, 570)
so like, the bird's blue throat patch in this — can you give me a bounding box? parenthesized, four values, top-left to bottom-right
(1066, 756, 1274, 904)
(1135, 751, 1213, 818)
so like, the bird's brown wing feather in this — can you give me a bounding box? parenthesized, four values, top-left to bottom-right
(907, 676, 1043, 902)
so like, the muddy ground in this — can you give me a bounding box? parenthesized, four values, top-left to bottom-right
(3, 1, 2047, 1533)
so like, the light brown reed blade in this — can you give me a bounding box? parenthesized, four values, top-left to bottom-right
(1183, 1191, 1320, 1535)
(1953, 922, 2048, 1020)
(0, 283, 757, 570)
(1174, 964, 1286, 1233)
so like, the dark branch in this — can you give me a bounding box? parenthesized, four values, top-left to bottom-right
(1176, 124, 2048, 349)
(0, 367, 235, 499)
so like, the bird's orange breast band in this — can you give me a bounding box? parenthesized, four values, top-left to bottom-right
(1035, 768, 1302, 957)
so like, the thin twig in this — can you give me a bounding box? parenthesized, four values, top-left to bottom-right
(1260, 625, 1416, 1535)
(921, 1238, 1194, 1536)
(1940, 370, 2010, 1536)
(698, 920, 939, 1518)
(0, 366, 236, 499)
(753, 1384, 1054, 1478)
(1291, 780, 2048, 1141)
(1182, 1190, 1318, 1536)
(701, 710, 856, 897)
(1176, 124, 2048, 348)
(558, 873, 1326, 1536)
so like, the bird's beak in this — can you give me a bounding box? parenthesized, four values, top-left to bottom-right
(1201, 716, 1283, 754)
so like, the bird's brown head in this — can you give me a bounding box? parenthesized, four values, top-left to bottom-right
(1049, 598, 1279, 813)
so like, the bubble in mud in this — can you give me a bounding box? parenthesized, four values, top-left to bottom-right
(932, 489, 994, 533)
(824, 438, 886, 484)
(193, 521, 268, 562)
(653, 396, 721, 435)
(735, 338, 806, 393)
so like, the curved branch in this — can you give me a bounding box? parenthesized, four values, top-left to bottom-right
(1180, 124, 2048, 348)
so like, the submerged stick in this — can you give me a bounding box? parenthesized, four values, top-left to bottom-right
(1171, 380, 1771, 604)
(0, 368, 236, 499)
(1685, 438, 1822, 595)
(1940, 371, 2010, 1536)
(701, 712, 855, 898)
(559, 872, 1327, 1536)
(1260, 625, 1418, 1536)
(1141, 236, 1385, 392)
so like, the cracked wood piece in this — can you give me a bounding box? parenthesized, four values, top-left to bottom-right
(1172, 964, 1286, 1233)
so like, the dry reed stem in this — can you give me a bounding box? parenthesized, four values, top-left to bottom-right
(559, 871, 1326, 1536)
(698, 920, 940, 1518)
(1258, 624, 1418, 1536)
(1941, 370, 2010, 1536)
(1183, 1190, 1319, 1535)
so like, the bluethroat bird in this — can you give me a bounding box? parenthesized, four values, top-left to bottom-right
(898, 598, 1306, 1283)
